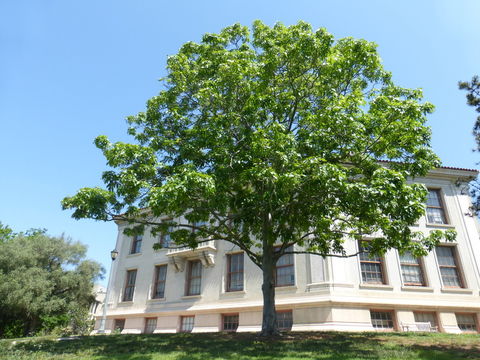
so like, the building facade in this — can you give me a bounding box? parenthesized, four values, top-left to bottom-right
(89, 284, 106, 320)
(95, 167, 480, 334)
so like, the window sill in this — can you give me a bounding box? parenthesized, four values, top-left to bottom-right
(359, 284, 393, 290)
(440, 288, 473, 294)
(275, 285, 297, 292)
(126, 253, 142, 258)
(221, 290, 246, 296)
(401, 286, 434, 292)
(425, 223, 455, 229)
(182, 295, 202, 300)
(147, 297, 166, 302)
(118, 301, 134, 306)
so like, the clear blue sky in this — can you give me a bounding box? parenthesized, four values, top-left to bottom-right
(1, 0, 479, 281)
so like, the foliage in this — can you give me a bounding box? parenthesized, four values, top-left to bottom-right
(458, 76, 480, 213)
(0, 222, 14, 243)
(459, 75, 480, 151)
(68, 307, 95, 336)
(0, 227, 104, 337)
(63, 21, 453, 335)
(1, 332, 480, 360)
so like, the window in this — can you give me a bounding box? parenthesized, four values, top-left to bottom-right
(399, 251, 425, 286)
(227, 253, 244, 292)
(180, 316, 195, 332)
(160, 219, 173, 248)
(275, 246, 295, 287)
(192, 220, 207, 233)
(123, 269, 137, 301)
(152, 265, 168, 299)
(359, 242, 385, 284)
(436, 246, 463, 288)
(456, 314, 478, 332)
(222, 314, 239, 332)
(414, 312, 438, 329)
(144, 318, 157, 334)
(277, 310, 293, 331)
(130, 235, 143, 254)
(186, 260, 202, 296)
(370, 311, 394, 330)
(426, 189, 447, 224)
(113, 319, 125, 332)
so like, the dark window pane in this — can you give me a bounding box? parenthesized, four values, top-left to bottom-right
(370, 311, 394, 329)
(277, 311, 293, 331)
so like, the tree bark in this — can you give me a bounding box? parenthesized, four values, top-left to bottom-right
(260, 228, 278, 336)
(25, 316, 39, 336)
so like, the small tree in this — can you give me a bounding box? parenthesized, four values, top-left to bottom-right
(63, 21, 453, 335)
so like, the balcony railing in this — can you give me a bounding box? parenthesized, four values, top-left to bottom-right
(166, 240, 217, 270)
(166, 240, 216, 256)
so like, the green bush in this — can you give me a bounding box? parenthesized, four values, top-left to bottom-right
(2, 320, 24, 339)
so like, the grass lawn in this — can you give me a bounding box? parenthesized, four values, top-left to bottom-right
(1, 331, 479, 360)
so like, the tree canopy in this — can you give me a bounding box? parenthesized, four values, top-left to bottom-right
(458, 75, 480, 212)
(459, 75, 480, 151)
(0, 225, 104, 337)
(63, 21, 453, 335)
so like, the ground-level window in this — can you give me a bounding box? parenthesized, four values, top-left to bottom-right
(435, 246, 463, 288)
(222, 314, 239, 332)
(113, 319, 125, 332)
(370, 310, 395, 330)
(144, 318, 157, 334)
(414, 312, 438, 329)
(399, 251, 425, 286)
(153, 264, 168, 299)
(359, 242, 385, 284)
(180, 316, 195, 333)
(123, 269, 137, 302)
(277, 310, 293, 331)
(456, 314, 478, 332)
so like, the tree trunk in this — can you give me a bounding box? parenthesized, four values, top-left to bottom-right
(260, 241, 278, 336)
(25, 316, 39, 336)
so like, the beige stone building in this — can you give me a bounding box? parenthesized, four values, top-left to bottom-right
(95, 166, 480, 334)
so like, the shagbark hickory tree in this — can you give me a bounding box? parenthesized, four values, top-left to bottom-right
(63, 21, 454, 335)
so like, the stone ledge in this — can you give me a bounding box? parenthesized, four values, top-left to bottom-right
(401, 286, 434, 292)
(359, 284, 394, 291)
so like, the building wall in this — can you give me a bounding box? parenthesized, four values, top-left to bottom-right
(97, 168, 480, 334)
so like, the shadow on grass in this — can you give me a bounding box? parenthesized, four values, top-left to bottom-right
(11, 332, 480, 360)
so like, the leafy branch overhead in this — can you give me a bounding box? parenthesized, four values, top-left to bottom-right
(63, 21, 451, 258)
(459, 75, 480, 151)
(458, 76, 480, 213)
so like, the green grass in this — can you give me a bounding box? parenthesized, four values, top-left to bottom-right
(1, 332, 479, 360)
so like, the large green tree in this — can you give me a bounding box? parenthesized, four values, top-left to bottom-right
(63, 21, 453, 335)
(0, 226, 104, 337)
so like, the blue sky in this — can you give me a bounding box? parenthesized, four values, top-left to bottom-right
(1, 0, 479, 281)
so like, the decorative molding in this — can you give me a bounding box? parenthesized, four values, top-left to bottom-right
(199, 251, 215, 267)
(169, 256, 186, 272)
